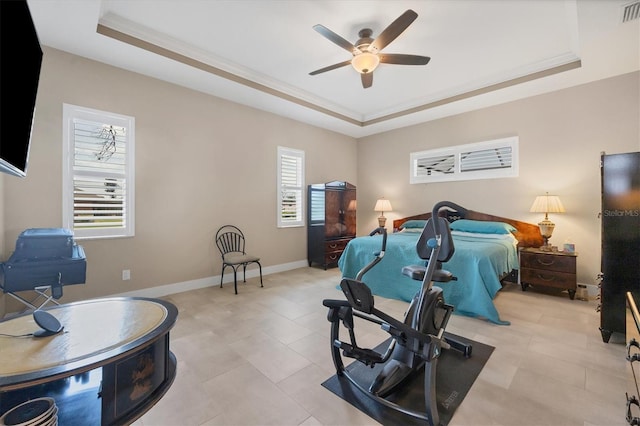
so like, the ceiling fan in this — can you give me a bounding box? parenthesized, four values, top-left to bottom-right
(309, 9, 430, 89)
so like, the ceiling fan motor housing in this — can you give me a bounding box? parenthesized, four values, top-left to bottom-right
(356, 28, 375, 52)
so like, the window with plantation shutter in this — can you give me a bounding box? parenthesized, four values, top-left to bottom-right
(410, 136, 518, 184)
(62, 104, 135, 239)
(277, 146, 304, 227)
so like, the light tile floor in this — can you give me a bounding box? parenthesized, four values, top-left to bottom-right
(135, 267, 626, 426)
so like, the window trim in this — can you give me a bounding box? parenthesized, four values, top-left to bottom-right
(410, 136, 519, 184)
(277, 146, 304, 228)
(62, 103, 135, 239)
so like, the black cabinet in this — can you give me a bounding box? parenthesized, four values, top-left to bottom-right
(599, 152, 640, 343)
(307, 181, 356, 269)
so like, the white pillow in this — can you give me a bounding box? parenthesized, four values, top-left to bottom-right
(399, 227, 423, 233)
(451, 230, 518, 245)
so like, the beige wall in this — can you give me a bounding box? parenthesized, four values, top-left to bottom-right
(356, 71, 640, 286)
(2, 46, 638, 314)
(2, 47, 357, 313)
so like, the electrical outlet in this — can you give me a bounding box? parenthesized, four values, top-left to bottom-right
(122, 269, 131, 280)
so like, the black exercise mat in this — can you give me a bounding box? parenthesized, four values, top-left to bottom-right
(321, 333, 494, 426)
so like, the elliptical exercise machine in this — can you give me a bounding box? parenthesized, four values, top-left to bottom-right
(322, 201, 472, 426)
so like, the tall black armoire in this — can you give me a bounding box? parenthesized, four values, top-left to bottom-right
(599, 151, 640, 343)
(307, 181, 356, 269)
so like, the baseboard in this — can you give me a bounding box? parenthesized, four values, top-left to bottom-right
(584, 283, 599, 297)
(115, 259, 309, 299)
(504, 279, 600, 300)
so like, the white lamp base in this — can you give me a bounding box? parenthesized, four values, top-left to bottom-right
(538, 219, 555, 250)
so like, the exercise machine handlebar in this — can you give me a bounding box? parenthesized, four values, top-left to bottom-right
(355, 227, 388, 281)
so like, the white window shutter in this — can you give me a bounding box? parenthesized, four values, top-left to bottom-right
(414, 153, 456, 178)
(410, 136, 518, 184)
(63, 104, 135, 239)
(277, 146, 304, 227)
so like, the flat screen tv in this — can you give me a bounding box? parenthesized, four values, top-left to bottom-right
(0, 0, 43, 178)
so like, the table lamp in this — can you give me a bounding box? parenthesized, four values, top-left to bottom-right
(374, 198, 393, 227)
(530, 192, 565, 249)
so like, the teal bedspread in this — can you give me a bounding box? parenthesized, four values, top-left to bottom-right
(337, 232, 518, 325)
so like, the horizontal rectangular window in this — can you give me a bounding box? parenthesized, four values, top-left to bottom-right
(410, 136, 518, 184)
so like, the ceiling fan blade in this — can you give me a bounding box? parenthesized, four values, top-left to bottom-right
(369, 9, 418, 53)
(379, 53, 430, 65)
(361, 72, 373, 89)
(309, 60, 352, 75)
(313, 24, 360, 54)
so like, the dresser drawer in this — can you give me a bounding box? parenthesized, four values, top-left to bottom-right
(520, 252, 575, 273)
(325, 238, 351, 253)
(520, 267, 576, 290)
(518, 248, 578, 299)
(323, 238, 352, 266)
(324, 251, 344, 265)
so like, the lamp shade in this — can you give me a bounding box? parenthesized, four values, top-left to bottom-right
(352, 52, 380, 74)
(530, 193, 565, 215)
(374, 198, 393, 213)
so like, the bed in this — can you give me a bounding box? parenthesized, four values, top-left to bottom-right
(337, 202, 543, 325)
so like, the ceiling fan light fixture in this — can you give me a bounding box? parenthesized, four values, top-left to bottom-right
(351, 52, 379, 74)
(310, 10, 425, 87)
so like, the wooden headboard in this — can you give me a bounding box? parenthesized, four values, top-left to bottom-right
(392, 204, 543, 248)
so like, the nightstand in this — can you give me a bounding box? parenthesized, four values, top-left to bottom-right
(519, 247, 578, 299)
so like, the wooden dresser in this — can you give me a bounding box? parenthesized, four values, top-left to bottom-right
(307, 181, 356, 269)
(519, 247, 577, 299)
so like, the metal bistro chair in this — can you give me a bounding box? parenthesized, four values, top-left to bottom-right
(215, 225, 263, 294)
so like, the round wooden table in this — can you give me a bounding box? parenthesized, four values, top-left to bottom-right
(0, 297, 178, 425)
